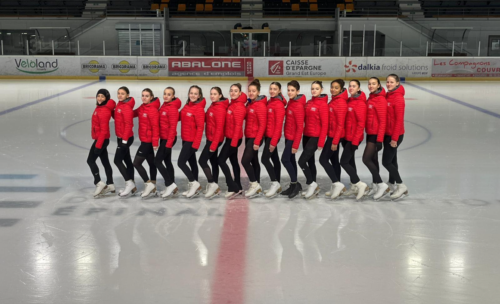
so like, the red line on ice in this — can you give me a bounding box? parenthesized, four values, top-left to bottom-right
(211, 137, 250, 304)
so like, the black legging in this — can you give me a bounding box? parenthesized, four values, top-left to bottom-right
(382, 135, 404, 184)
(114, 136, 135, 181)
(281, 139, 298, 183)
(261, 137, 281, 183)
(298, 136, 318, 185)
(155, 138, 177, 187)
(241, 138, 262, 183)
(198, 140, 222, 184)
(340, 140, 360, 184)
(218, 138, 243, 192)
(133, 143, 157, 183)
(87, 139, 113, 185)
(177, 141, 198, 182)
(362, 135, 383, 184)
(319, 137, 341, 183)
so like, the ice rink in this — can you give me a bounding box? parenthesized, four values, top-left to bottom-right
(0, 79, 499, 304)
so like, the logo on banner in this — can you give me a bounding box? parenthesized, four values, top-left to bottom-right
(344, 60, 358, 73)
(82, 60, 107, 73)
(269, 60, 284, 75)
(168, 58, 252, 77)
(142, 61, 167, 74)
(15, 58, 59, 74)
(112, 60, 137, 73)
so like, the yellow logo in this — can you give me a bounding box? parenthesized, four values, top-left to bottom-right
(112, 60, 137, 74)
(81, 60, 107, 73)
(142, 61, 167, 74)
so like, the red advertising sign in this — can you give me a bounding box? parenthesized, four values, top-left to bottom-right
(268, 60, 284, 75)
(168, 58, 253, 77)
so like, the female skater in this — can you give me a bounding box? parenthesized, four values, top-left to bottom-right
(340, 80, 368, 200)
(383, 74, 408, 200)
(262, 82, 286, 198)
(199, 87, 229, 199)
(155, 87, 181, 199)
(88, 89, 116, 198)
(113, 86, 137, 198)
(299, 81, 328, 200)
(179, 85, 206, 198)
(218, 83, 246, 199)
(281, 80, 305, 199)
(132, 88, 160, 199)
(320, 79, 348, 200)
(362, 77, 388, 200)
(242, 79, 267, 198)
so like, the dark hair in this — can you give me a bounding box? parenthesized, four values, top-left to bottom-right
(270, 81, 282, 92)
(249, 78, 261, 92)
(369, 77, 381, 86)
(331, 79, 345, 88)
(118, 86, 130, 95)
(230, 83, 242, 92)
(164, 86, 175, 96)
(349, 79, 361, 88)
(142, 88, 154, 100)
(311, 80, 323, 89)
(287, 80, 300, 91)
(187, 85, 203, 104)
(211, 86, 225, 100)
(387, 74, 400, 83)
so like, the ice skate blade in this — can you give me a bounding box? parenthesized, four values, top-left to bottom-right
(206, 189, 221, 200)
(245, 190, 262, 199)
(265, 188, 281, 199)
(373, 189, 391, 201)
(187, 187, 202, 199)
(162, 188, 179, 200)
(142, 192, 158, 200)
(391, 191, 409, 201)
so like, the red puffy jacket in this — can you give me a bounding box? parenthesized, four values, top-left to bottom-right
(225, 93, 247, 148)
(180, 98, 206, 150)
(92, 99, 116, 149)
(284, 94, 306, 150)
(206, 98, 229, 151)
(114, 97, 135, 141)
(245, 95, 267, 146)
(265, 94, 287, 147)
(304, 94, 329, 148)
(328, 89, 348, 145)
(345, 92, 367, 146)
(133, 98, 160, 147)
(366, 88, 388, 143)
(159, 98, 181, 148)
(385, 85, 406, 142)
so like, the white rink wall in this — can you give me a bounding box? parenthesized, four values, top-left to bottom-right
(1, 56, 500, 79)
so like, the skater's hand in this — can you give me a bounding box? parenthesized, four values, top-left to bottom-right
(390, 140, 398, 148)
(210, 149, 215, 152)
(352, 144, 358, 150)
(94, 148, 102, 155)
(122, 139, 128, 144)
(270, 145, 276, 152)
(253, 145, 259, 151)
(331, 144, 338, 151)
(318, 147, 323, 151)
(292, 148, 298, 154)
(154, 146, 158, 152)
(376, 142, 383, 151)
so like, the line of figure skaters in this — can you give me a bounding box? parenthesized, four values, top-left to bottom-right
(87, 74, 408, 202)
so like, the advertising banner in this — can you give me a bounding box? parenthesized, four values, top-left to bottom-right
(137, 57, 169, 77)
(0, 56, 78, 76)
(168, 58, 253, 77)
(80, 57, 138, 76)
(254, 57, 345, 78)
(344, 57, 368, 78)
(431, 58, 500, 77)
